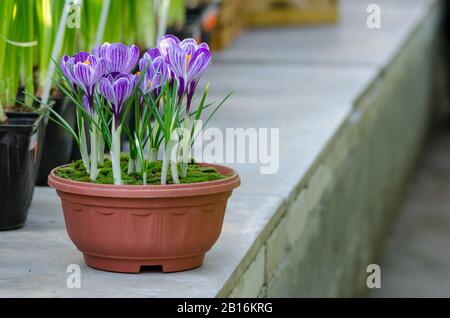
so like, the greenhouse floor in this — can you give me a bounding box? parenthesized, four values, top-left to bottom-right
(0, 0, 441, 297)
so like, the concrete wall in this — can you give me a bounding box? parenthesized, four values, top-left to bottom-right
(222, 1, 442, 298)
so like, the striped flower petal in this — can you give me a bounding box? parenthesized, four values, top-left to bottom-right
(94, 43, 139, 74)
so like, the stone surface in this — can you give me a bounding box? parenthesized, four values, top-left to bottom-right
(265, 218, 288, 281)
(0, 0, 440, 297)
(215, 0, 434, 68)
(371, 131, 450, 298)
(203, 64, 376, 199)
(260, 0, 441, 297)
(229, 247, 266, 298)
(0, 189, 283, 298)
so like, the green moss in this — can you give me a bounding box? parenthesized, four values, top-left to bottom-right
(55, 156, 227, 185)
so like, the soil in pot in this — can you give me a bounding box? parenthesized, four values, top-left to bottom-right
(36, 97, 76, 185)
(0, 112, 44, 230)
(48, 161, 240, 273)
(55, 156, 227, 185)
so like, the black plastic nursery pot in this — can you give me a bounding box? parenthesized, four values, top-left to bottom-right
(0, 112, 45, 230)
(36, 97, 76, 185)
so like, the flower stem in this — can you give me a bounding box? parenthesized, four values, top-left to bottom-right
(142, 171, 147, 186)
(97, 133, 104, 165)
(181, 116, 191, 178)
(161, 146, 170, 185)
(110, 118, 122, 185)
(148, 148, 158, 163)
(79, 117, 90, 174)
(89, 122, 98, 181)
(171, 156, 180, 184)
(170, 139, 180, 184)
(127, 157, 135, 174)
(135, 158, 142, 173)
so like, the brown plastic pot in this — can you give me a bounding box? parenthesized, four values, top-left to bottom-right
(48, 164, 240, 273)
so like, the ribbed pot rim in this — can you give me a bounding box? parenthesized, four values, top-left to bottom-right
(48, 163, 240, 198)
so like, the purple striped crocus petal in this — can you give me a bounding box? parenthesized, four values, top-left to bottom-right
(82, 95, 92, 114)
(73, 63, 94, 96)
(94, 42, 112, 60)
(92, 58, 107, 83)
(162, 34, 181, 43)
(92, 45, 100, 58)
(180, 38, 198, 56)
(146, 47, 161, 60)
(187, 47, 211, 83)
(60, 52, 108, 100)
(166, 45, 188, 99)
(73, 51, 90, 63)
(139, 55, 168, 96)
(86, 55, 98, 67)
(198, 42, 210, 50)
(113, 78, 131, 113)
(140, 64, 155, 94)
(139, 59, 149, 74)
(91, 44, 103, 59)
(166, 44, 186, 79)
(139, 52, 152, 73)
(153, 56, 168, 88)
(99, 73, 137, 122)
(150, 35, 212, 109)
(129, 73, 139, 94)
(125, 45, 139, 73)
(177, 76, 185, 102)
(158, 34, 181, 60)
(97, 43, 140, 74)
(186, 80, 198, 112)
(60, 55, 77, 86)
(99, 77, 117, 109)
(107, 43, 128, 73)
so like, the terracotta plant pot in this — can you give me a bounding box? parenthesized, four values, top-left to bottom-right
(48, 164, 240, 273)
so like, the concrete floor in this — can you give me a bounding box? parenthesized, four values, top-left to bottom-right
(371, 128, 450, 298)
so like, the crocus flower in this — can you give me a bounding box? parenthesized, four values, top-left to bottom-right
(93, 43, 140, 74)
(162, 36, 212, 111)
(98, 73, 138, 126)
(154, 35, 179, 87)
(138, 52, 168, 97)
(60, 52, 107, 112)
(60, 52, 88, 89)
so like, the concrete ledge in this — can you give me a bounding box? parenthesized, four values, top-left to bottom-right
(221, 0, 441, 298)
(0, 0, 442, 297)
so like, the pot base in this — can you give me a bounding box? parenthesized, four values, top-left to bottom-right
(0, 222, 25, 231)
(84, 253, 205, 273)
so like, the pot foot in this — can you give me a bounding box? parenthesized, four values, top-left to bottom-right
(84, 254, 204, 273)
(84, 255, 142, 273)
(161, 254, 204, 273)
